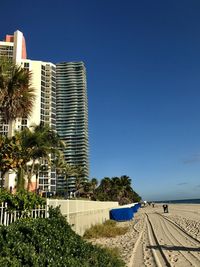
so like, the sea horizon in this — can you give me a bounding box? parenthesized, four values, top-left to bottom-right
(154, 198, 200, 204)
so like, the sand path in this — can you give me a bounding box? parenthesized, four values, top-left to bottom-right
(129, 206, 200, 267)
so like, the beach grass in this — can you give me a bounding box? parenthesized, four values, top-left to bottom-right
(83, 219, 128, 239)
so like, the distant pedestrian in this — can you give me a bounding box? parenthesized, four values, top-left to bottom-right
(163, 204, 168, 213)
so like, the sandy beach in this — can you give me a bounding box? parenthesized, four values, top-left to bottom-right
(90, 204, 200, 267)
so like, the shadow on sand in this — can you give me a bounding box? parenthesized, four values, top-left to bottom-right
(147, 245, 200, 252)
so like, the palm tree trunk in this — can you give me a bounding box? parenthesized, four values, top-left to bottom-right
(8, 120, 14, 137)
(16, 167, 25, 191)
(27, 160, 36, 191)
(2, 121, 14, 189)
(35, 172, 39, 193)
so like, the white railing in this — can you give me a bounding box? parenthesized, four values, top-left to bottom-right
(0, 202, 49, 226)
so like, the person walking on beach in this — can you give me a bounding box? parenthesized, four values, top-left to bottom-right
(163, 204, 166, 212)
(163, 204, 168, 213)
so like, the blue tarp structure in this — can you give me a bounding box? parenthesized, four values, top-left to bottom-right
(110, 203, 141, 221)
(131, 205, 138, 213)
(110, 207, 133, 221)
(131, 203, 141, 213)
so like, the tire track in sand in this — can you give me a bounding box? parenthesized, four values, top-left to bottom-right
(129, 214, 163, 267)
(129, 211, 200, 267)
(147, 213, 200, 267)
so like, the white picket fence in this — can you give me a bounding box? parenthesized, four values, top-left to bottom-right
(0, 202, 49, 226)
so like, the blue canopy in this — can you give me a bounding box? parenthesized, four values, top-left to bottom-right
(131, 205, 138, 213)
(110, 207, 133, 221)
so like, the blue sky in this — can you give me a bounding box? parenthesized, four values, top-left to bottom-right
(2, 0, 200, 200)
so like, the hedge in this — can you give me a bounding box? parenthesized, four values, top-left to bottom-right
(0, 208, 125, 266)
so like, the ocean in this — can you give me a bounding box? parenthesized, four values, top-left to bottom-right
(155, 198, 200, 204)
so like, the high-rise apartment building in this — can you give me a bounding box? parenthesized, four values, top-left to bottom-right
(0, 31, 57, 192)
(0, 31, 89, 193)
(0, 30, 27, 136)
(0, 30, 27, 63)
(23, 60, 57, 192)
(56, 62, 89, 192)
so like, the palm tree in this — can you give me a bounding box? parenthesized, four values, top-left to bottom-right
(74, 166, 86, 197)
(0, 58, 35, 137)
(120, 175, 132, 188)
(20, 162, 44, 193)
(15, 124, 65, 190)
(51, 154, 76, 198)
(15, 166, 26, 192)
(111, 177, 121, 187)
(0, 134, 25, 188)
(33, 163, 40, 193)
(119, 175, 132, 198)
(82, 181, 92, 197)
(93, 177, 111, 201)
(101, 177, 111, 193)
(90, 178, 98, 194)
(51, 152, 66, 176)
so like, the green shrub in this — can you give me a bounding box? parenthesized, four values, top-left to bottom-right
(0, 208, 125, 267)
(0, 190, 45, 210)
(83, 219, 128, 239)
(102, 247, 122, 260)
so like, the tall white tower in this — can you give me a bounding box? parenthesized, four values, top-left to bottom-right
(0, 31, 56, 192)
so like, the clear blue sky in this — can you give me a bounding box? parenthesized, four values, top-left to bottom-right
(2, 0, 200, 201)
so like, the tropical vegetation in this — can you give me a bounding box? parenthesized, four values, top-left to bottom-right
(15, 123, 65, 191)
(62, 174, 141, 205)
(0, 123, 67, 191)
(93, 176, 141, 205)
(0, 207, 125, 267)
(0, 190, 45, 211)
(0, 134, 25, 188)
(0, 58, 35, 136)
(0, 124, 141, 204)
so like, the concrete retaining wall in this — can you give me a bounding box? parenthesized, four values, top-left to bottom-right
(47, 199, 119, 236)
